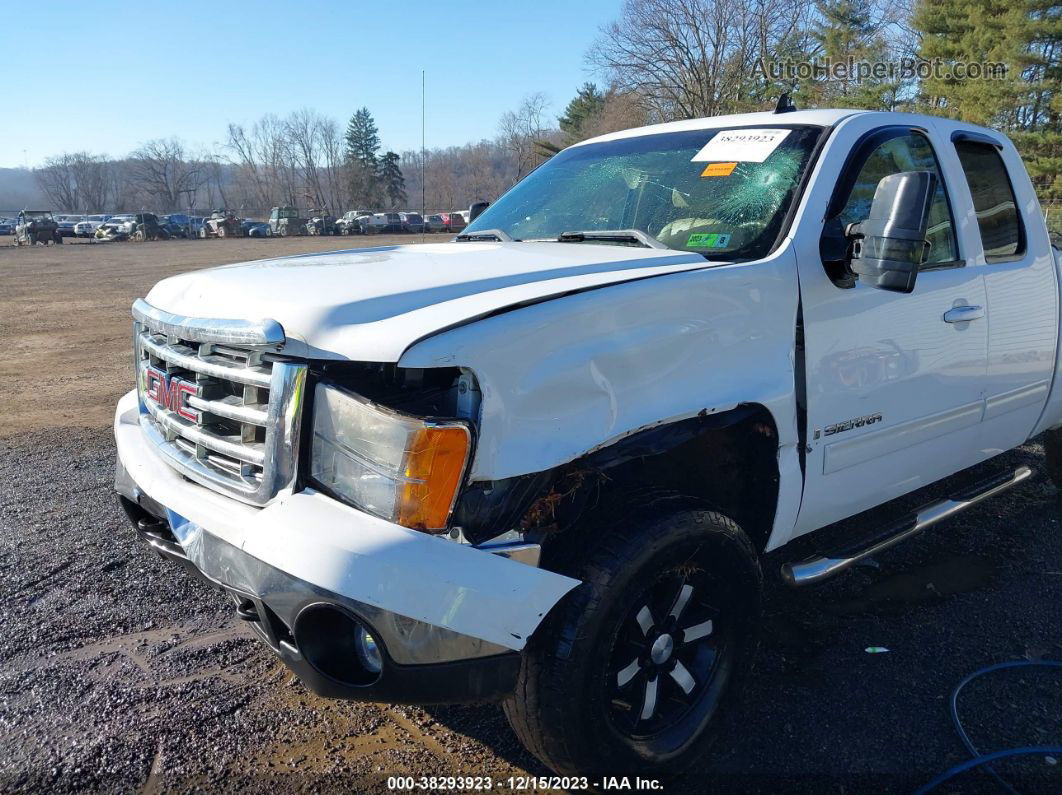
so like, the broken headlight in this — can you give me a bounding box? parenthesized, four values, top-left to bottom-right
(310, 383, 471, 532)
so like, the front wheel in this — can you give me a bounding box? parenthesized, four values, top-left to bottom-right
(504, 507, 762, 778)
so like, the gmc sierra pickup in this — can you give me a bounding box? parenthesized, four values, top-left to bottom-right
(114, 108, 1062, 778)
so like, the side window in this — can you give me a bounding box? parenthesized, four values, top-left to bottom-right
(954, 141, 1024, 262)
(838, 133, 958, 266)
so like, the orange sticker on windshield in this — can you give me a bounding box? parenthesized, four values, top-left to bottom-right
(701, 162, 737, 177)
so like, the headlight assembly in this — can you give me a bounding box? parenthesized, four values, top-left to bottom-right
(310, 382, 471, 532)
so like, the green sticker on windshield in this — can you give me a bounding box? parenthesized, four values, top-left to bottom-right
(686, 233, 731, 249)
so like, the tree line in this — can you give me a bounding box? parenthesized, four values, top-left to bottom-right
(28, 0, 1062, 214)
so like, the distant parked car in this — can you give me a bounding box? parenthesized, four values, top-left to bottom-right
(159, 214, 197, 238)
(399, 212, 426, 233)
(336, 210, 372, 235)
(55, 214, 85, 237)
(242, 220, 270, 237)
(159, 215, 191, 239)
(441, 212, 467, 232)
(73, 214, 111, 237)
(362, 212, 400, 234)
(267, 206, 307, 237)
(200, 210, 243, 238)
(0, 218, 13, 235)
(307, 209, 338, 236)
(95, 215, 136, 241)
(13, 210, 62, 245)
(426, 214, 454, 233)
(377, 212, 402, 233)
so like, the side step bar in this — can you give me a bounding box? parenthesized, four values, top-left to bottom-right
(782, 466, 1033, 587)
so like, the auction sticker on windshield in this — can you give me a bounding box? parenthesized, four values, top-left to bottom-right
(692, 129, 791, 163)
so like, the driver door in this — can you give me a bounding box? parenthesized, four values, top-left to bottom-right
(792, 122, 988, 537)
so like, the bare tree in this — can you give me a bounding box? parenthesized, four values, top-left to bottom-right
(588, 0, 810, 120)
(34, 154, 79, 211)
(70, 153, 112, 211)
(33, 152, 114, 211)
(499, 93, 553, 179)
(128, 138, 208, 211)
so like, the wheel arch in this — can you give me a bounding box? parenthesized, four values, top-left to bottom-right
(454, 403, 781, 555)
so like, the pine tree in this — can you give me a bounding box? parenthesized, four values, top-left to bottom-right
(345, 107, 382, 206)
(1010, 0, 1062, 215)
(345, 107, 381, 167)
(913, 0, 1025, 126)
(559, 83, 606, 143)
(376, 151, 406, 209)
(807, 0, 894, 110)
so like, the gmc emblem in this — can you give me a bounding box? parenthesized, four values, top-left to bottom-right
(143, 365, 200, 422)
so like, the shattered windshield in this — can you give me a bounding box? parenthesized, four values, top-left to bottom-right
(465, 125, 824, 259)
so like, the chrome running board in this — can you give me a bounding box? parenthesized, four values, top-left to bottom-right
(782, 466, 1033, 587)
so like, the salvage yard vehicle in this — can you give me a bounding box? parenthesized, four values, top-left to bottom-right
(424, 214, 448, 233)
(306, 209, 338, 236)
(242, 220, 270, 237)
(199, 210, 243, 238)
(443, 211, 467, 232)
(55, 214, 85, 237)
(74, 214, 111, 237)
(13, 210, 62, 245)
(130, 213, 166, 241)
(399, 211, 426, 233)
(336, 210, 370, 235)
(95, 215, 135, 241)
(114, 108, 1062, 779)
(267, 206, 306, 237)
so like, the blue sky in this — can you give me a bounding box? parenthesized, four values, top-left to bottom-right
(0, 0, 622, 167)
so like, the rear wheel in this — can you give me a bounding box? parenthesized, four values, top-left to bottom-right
(504, 507, 762, 778)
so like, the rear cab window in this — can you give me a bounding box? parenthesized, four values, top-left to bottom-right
(953, 139, 1025, 262)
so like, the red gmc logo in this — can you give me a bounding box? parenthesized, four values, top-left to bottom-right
(143, 365, 200, 422)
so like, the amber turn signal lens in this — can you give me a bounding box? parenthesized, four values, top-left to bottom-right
(397, 425, 471, 531)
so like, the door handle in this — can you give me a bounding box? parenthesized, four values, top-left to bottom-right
(943, 305, 984, 323)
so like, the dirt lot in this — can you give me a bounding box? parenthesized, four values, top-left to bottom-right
(1, 237, 1060, 793)
(0, 235, 421, 437)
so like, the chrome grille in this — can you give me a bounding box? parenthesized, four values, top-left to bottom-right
(133, 299, 307, 506)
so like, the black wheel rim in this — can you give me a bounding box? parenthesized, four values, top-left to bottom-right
(605, 567, 733, 746)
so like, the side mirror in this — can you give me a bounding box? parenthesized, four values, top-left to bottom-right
(848, 171, 936, 294)
(469, 201, 489, 222)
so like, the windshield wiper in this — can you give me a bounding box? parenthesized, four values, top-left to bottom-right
(557, 229, 667, 249)
(455, 228, 514, 242)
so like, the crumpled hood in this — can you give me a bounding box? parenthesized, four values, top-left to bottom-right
(145, 241, 712, 361)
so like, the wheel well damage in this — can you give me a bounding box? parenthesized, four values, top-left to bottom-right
(453, 404, 781, 554)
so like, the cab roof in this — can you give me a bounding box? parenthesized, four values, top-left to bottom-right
(575, 108, 872, 147)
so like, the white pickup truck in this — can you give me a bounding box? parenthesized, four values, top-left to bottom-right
(114, 108, 1062, 778)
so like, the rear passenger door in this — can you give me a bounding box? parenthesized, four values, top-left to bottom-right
(950, 132, 1058, 458)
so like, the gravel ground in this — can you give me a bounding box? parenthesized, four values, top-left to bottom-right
(1, 239, 1061, 792)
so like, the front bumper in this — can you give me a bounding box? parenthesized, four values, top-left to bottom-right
(113, 389, 579, 702)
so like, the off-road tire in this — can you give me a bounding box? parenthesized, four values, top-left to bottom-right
(504, 507, 762, 779)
